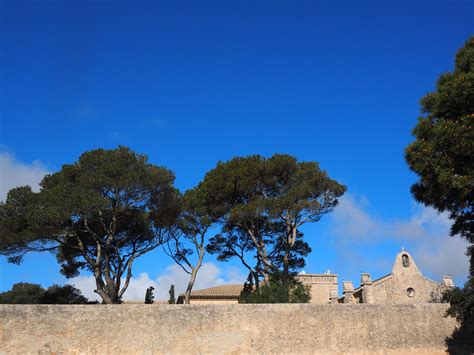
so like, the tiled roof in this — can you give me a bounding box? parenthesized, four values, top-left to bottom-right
(182, 284, 244, 299)
(182, 273, 335, 299)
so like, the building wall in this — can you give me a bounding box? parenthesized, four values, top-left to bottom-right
(0, 304, 457, 354)
(371, 277, 443, 304)
(370, 251, 446, 304)
(297, 274, 338, 304)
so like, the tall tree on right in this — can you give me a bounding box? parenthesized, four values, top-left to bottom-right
(405, 36, 474, 273)
(405, 37, 474, 338)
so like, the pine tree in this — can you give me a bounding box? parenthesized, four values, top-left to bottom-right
(168, 284, 176, 304)
(144, 286, 154, 304)
(239, 273, 255, 302)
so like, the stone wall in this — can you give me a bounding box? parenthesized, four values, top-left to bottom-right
(0, 304, 458, 354)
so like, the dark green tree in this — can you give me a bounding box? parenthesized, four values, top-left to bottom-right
(0, 283, 92, 304)
(239, 273, 255, 300)
(0, 283, 44, 304)
(168, 284, 176, 304)
(443, 279, 474, 324)
(200, 156, 274, 281)
(405, 36, 474, 274)
(239, 271, 311, 304)
(39, 284, 92, 304)
(443, 278, 474, 351)
(164, 187, 216, 304)
(207, 225, 311, 291)
(0, 147, 180, 304)
(262, 155, 344, 282)
(200, 154, 345, 284)
(405, 37, 474, 344)
(145, 286, 155, 304)
(207, 227, 263, 291)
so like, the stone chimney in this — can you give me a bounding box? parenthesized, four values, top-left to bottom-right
(442, 275, 455, 287)
(343, 281, 355, 304)
(360, 272, 375, 304)
(329, 288, 339, 304)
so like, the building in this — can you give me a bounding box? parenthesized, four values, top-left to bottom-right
(340, 250, 454, 304)
(177, 250, 454, 305)
(177, 273, 339, 304)
(297, 272, 339, 304)
(176, 284, 242, 304)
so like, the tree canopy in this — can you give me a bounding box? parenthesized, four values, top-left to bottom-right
(164, 186, 216, 304)
(405, 36, 474, 338)
(168, 284, 176, 304)
(0, 283, 92, 304)
(1, 148, 344, 304)
(0, 147, 180, 304)
(202, 154, 346, 285)
(239, 271, 311, 304)
(405, 36, 474, 262)
(145, 286, 155, 304)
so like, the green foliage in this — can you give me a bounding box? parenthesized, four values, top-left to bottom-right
(0, 283, 44, 304)
(0, 149, 343, 304)
(443, 279, 474, 350)
(202, 154, 345, 282)
(168, 284, 176, 304)
(405, 36, 474, 246)
(405, 37, 474, 347)
(145, 286, 155, 304)
(40, 284, 93, 304)
(164, 186, 216, 305)
(239, 272, 311, 304)
(443, 279, 474, 324)
(0, 283, 92, 304)
(0, 146, 180, 304)
(239, 273, 255, 300)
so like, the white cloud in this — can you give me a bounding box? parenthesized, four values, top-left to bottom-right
(331, 195, 377, 241)
(0, 152, 50, 202)
(330, 194, 469, 284)
(68, 262, 246, 302)
(68, 275, 100, 302)
(154, 262, 224, 301)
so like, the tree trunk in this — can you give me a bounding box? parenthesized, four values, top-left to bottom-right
(184, 249, 205, 304)
(283, 247, 290, 284)
(252, 271, 260, 293)
(282, 224, 297, 285)
(468, 244, 474, 279)
(246, 227, 273, 285)
(184, 271, 196, 305)
(257, 239, 272, 285)
(93, 273, 121, 304)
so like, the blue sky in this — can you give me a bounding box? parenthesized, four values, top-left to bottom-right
(1, 0, 473, 300)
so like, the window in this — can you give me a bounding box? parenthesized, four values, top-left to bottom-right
(402, 254, 410, 268)
(407, 288, 415, 298)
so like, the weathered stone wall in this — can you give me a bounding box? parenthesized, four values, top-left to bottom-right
(371, 275, 444, 304)
(189, 299, 238, 304)
(0, 304, 458, 354)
